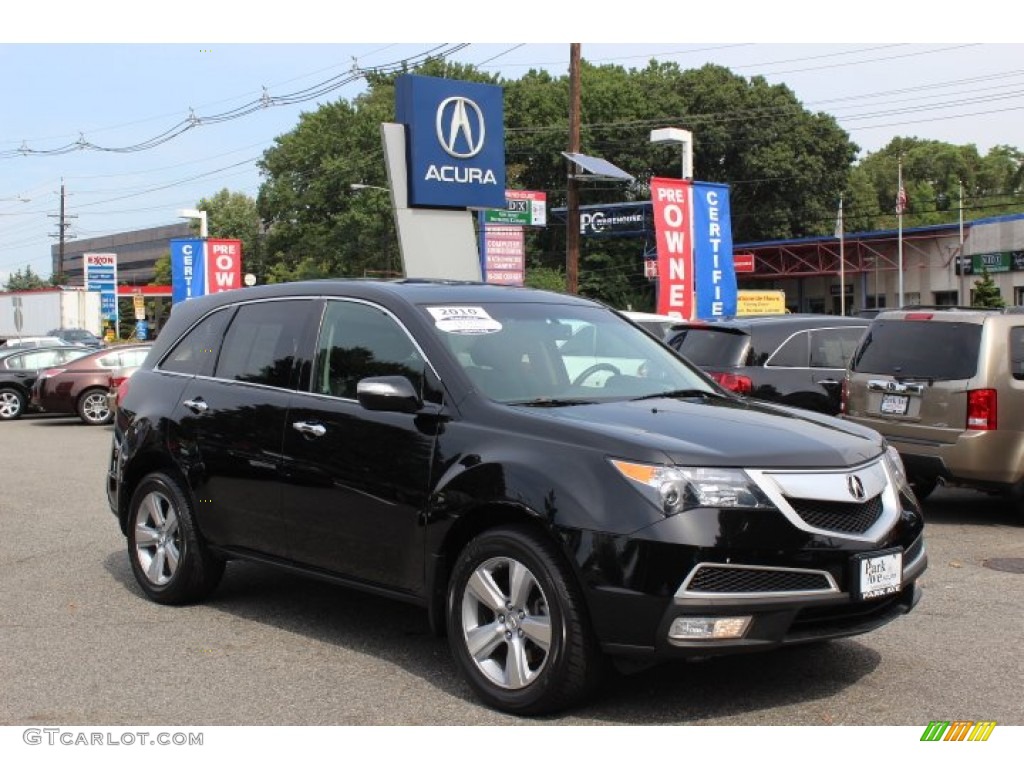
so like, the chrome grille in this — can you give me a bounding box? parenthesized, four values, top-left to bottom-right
(787, 494, 883, 534)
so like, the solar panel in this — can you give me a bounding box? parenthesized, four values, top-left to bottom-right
(561, 152, 634, 182)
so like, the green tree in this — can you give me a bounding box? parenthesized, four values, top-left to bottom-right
(150, 252, 171, 285)
(192, 189, 263, 280)
(524, 266, 566, 293)
(3, 265, 49, 290)
(972, 267, 1006, 308)
(853, 138, 1024, 231)
(254, 58, 858, 295)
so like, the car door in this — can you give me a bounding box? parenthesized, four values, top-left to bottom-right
(168, 299, 317, 557)
(277, 298, 442, 593)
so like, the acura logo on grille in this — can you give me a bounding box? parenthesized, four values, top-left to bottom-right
(847, 475, 866, 501)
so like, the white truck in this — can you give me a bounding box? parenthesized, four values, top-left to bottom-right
(0, 288, 103, 345)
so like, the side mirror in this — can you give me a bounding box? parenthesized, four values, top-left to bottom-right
(356, 376, 422, 414)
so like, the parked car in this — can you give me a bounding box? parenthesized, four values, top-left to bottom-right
(665, 314, 871, 415)
(31, 344, 152, 425)
(620, 310, 684, 340)
(0, 345, 93, 420)
(843, 306, 1024, 502)
(0, 336, 66, 349)
(105, 363, 142, 417)
(46, 327, 105, 348)
(108, 280, 925, 715)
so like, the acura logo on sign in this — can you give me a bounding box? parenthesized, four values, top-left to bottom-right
(847, 475, 866, 501)
(436, 96, 486, 158)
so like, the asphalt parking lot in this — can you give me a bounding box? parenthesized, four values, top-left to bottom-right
(1, 413, 1022, 726)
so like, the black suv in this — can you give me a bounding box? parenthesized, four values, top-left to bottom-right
(665, 314, 870, 415)
(107, 281, 925, 715)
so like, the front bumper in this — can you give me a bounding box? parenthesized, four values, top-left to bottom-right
(572, 455, 926, 658)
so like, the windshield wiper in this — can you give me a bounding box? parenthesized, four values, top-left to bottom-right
(630, 388, 730, 402)
(506, 397, 599, 407)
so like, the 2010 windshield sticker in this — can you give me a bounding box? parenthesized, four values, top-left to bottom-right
(428, 306, 503, 334)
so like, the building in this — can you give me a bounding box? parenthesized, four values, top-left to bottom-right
(51, 222, 191, 286)
(736, 213, 1024, 313)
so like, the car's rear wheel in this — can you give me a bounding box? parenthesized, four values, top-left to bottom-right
(77, 387, 112, 425)
(0, 387, 25, 420)
(910, 477, 937, 502)
(446, 525, 603, 715)
(127, 472, 224, 604)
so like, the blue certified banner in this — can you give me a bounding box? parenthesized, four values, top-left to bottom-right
(395, 74, 506, 209)
(171, 238, 206, 303)
(692, 182, 737, 319)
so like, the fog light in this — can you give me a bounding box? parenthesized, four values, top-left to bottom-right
(668, 616, 752, 642)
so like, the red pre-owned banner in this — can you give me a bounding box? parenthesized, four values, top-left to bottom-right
(206, 239, 242, 293)
(651, 177, 694, 319)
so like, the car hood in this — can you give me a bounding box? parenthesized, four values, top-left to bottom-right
(514, 395, 882, 468)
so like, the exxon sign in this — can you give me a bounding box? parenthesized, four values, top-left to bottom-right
(396, 74, 506, 209)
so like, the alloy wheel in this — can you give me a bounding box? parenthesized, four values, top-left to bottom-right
(459, 556, 553, 690)
(133, 491, 181, 586)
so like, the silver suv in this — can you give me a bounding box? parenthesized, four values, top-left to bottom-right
(843, 307, 1024, 501)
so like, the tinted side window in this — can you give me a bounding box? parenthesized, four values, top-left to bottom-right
(809, 327, 866, 369)
(851, 320, 982, 379)
(313, 300, 425, 400)
(215, 300, 310, 388)
(1010, 327, 1024, 381)
(766, 331, 809, 367)
(161, 308, 234, 376)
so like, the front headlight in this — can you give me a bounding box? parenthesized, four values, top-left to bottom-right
(884, 444, 909, 490)
(610, 459, 776, 516)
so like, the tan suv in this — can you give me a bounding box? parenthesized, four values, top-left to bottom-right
(842, 307, 1024, 501)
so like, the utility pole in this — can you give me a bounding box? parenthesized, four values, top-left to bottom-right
(47, 180, 77, 283)
(566, 43, 581, 295)
(958, 179, 966, 305)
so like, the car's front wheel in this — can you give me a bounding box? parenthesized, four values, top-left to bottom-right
(127, 472, 224, 604)
(446, 525, 603, 715)
(77, 387, 112, 425)
(0, 387, 25, 420)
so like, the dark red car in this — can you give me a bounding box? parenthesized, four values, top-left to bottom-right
(31, 344, 152, 425)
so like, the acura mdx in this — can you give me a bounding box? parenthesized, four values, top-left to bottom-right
(107, 280, 926, 715)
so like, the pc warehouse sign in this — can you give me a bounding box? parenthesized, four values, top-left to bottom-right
(395, 74, 506, 209)
(170, 238, 242, 304)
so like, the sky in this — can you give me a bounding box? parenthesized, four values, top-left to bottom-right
(1, 2, 1022, 286)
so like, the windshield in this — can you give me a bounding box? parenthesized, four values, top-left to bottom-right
(850, 320, 982, 379)
(422, 301, 717, 403)
(669, 327, 750, 367)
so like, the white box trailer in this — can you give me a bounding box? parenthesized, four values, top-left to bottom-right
(0, 288, 103, 343)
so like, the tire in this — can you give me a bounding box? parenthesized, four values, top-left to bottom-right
(0, 387, 25, 420)
(446, 525, 603, 715)
(77, 387, 112, 425)
(127, 472, 224, 605)
(910, 477, 937, 502)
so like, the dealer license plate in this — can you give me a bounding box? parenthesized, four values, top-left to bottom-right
(856, 550, 903, 600)
(880, 393, 909, 415)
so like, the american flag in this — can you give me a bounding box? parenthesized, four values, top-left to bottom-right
(896, 186, 908, 215)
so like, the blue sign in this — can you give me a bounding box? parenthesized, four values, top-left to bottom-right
(171, 238, 206, 303)
(395, 74, 506, 209)
(692, 182, 737, 319)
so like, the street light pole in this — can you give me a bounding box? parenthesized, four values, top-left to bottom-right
(177, 208, 208, 238)
(650, 128, 693, 180)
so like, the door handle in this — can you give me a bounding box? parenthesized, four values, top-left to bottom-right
(183, 397, 208, 413)
(292, 421, 326, 438)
